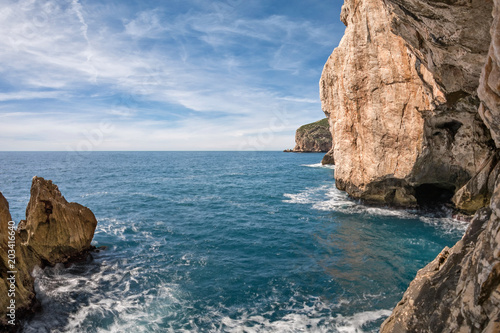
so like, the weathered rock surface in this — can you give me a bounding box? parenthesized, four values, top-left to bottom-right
(453, 152, 500, 214)
(0, 177, 98, 329)
(321, 148, 335, 165)
(375, 0, 500, 332)
(293, 118, 332, 153)
(18, 177, 97, 265)
(320, 0, 494, 207)
(381, 189, 500, 333)
(479, 0, 500, 148)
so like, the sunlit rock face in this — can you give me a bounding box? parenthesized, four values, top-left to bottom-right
(320, 0, 494, 207)
(0, 177, 97, 329)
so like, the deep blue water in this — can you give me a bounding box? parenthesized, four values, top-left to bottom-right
(0, 152, 466, 333)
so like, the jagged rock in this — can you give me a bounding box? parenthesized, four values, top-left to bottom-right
(479, 0, 500, 148)
(381, 189, 500, 333)
(0, 177, 98, 329)
(0, 192, 11, 248)
(321, 148, 335, 165)
(18, 177, 97, 265)
(380, 1, 500, 332)
(320, 0, 494, 207)
(0, 192, 35, 331)
(453, 152, 500, 214)
(293, 118, 332, 152)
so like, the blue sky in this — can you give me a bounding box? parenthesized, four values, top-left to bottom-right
(0, 0, 345, 151)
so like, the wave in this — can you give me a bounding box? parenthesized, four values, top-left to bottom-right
(283, 185, 469, 234)
(24, 259, 391, 333)
(218, 305, 391, 333)
(302, 163, 335, 170)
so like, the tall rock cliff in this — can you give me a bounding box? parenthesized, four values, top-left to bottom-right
(292, 118, 333, 153)
(320, 0, 495, 207)
(321, 0, 500, 331)
(380, 1, 500, 331)
(0, 177, 98, 330)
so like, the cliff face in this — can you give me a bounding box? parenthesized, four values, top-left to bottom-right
(0, 177, 98, 329)
(320, 0, 494, 207)
(322, 0, 500, 331)
(380, 1, 500, 331)
(381, 198, 500, 332)
(293, 118, 332, 153)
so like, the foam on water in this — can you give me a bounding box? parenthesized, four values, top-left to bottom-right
(4, 152, 465, 332)
(25, 256, 391, 333)
(301, 163, 335, 170)
(284, 184, 469, 234)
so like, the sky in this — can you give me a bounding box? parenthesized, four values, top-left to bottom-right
(0, 0, 345, 151)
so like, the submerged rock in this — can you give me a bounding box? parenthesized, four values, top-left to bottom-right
(0, 177, 98, 330)
(293, 118, 332, 153)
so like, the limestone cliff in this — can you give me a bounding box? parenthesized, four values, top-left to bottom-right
(0, 177, 97, 330)
(379, 1, 500, 331)
(321, 0, 500, 331)
(320, 0, 494, 207)
(293, 118, 332, 153)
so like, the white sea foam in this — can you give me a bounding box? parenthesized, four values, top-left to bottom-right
(284, 185, 469, 234)
(218, 304, 391, 333)
(334, 309, 393, 333)
(27, 256, 391, 333)
(302, 163, 335, 170)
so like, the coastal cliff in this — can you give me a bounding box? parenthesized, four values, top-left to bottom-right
(0, 177, 97, 330)
(291, 118, 333, 153)
(321, 0, 500, 331)
(320, 0, 495, 207)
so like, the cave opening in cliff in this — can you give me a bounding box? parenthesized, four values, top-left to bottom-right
(414, 183, 455, 208)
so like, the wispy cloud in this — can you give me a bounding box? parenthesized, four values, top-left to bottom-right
(0, 0, 344, 150)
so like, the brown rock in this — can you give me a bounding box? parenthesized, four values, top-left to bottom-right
(0, 192, 35, 331)
(380, 1, 500, 332)
(381, 191, 500, 333)
(320, 0, 494, 207)
(0, 177, 98, 329)
(478, 0, 500, 147)
(321, 148, 335, 165)
(18, 177, 97, 265)
(293, 118, 332, 152)
(453, 152, 500, 214)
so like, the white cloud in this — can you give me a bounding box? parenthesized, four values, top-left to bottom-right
(0, 0, 342, 150)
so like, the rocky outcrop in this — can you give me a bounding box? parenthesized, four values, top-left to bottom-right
(320, 0, 494, 207)
(381, 188, 500, 333)
(321, 148, 335, 165)
(293, 118, 332, 153)
(0, 177, 98, 330)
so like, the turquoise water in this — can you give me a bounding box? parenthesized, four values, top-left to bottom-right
(0, 152, 466, 333)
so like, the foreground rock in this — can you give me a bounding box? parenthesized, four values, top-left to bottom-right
(293, 118, 332, 153)
(320, 0, 494, 207)
(381, 189, 500, 333)
(0, 177, 97, 330)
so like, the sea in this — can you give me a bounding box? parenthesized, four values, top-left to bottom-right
(0, 152, 467, 333)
